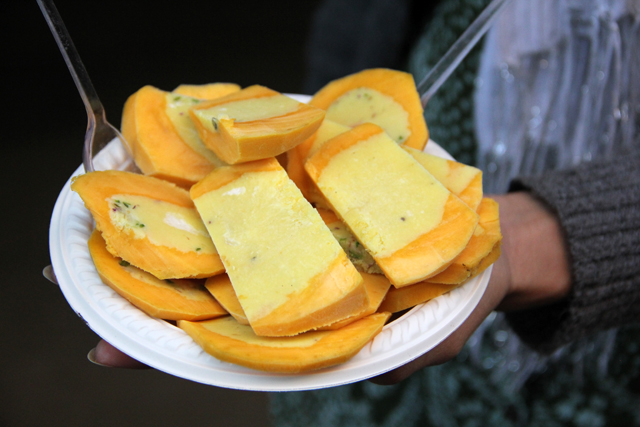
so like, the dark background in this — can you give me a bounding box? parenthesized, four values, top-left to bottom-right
(2, 1, 322, 425)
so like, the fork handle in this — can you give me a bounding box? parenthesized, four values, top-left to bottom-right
(417, 0, 513, 107)
(37, 0, 105, 120)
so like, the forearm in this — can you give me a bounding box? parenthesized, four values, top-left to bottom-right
(505, 152, 640, 353)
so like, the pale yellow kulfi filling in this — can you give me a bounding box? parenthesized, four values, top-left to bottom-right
(473, 223, 486, 237)
(404, 147, 480, 196)
(107, 194, 216, 254)
(164, 93, 227, 166)
(308, 119, 351, 158)
(193, 169, 344, 321)
(120, 264, 208, 301)
(201, 316, 329, 348)
(325, 87, 410, 144)
(192, 94, 301, 133)
(316, 132, 451, 258)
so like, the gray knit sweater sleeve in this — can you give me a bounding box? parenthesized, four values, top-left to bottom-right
(505, 152, 640, 354)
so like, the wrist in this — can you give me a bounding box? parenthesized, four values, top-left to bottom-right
(490, 192, 571, 311)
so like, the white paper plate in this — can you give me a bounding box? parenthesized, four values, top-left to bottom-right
(49, 94, 490, 391)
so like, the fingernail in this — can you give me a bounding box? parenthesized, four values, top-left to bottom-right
(43, 265, 59, 285)
(87, 347, 110, 367)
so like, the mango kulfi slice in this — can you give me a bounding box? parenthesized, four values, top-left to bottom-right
(310, 68, 428, 150)
(172, 82, 241, 99)
(189, 85, 326, 165)
(379, 240, 501, 314)
(205, 274, 249, 325)
(403, 146, 483, 211)
(470, 239, 502, 280)
(190, 157, 367, 337)
(177, 312, 390, 373)
(426, 198, 502, 284)
(71, 171, 225, 280)
(121, 85, 234, 187)
(200, 207, 390, 331)
(319, 272, 391, 330)
(377, 200, 502, 312)
(305, 123, 479, 288)
(88, 230, 227, 321)
(378, 281, 458, 314)
(204, 270, 390, 331)
(379, 201, 502, 312)
(286, 119, 351, 208)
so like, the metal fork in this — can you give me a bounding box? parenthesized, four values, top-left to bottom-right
(38, 0, 133, 285)
(37, 0, 130, 173)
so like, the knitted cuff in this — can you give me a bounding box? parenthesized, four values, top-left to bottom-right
(505, 153, 640, 353)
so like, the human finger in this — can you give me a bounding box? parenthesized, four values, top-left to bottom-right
(88, 339, 150, 369)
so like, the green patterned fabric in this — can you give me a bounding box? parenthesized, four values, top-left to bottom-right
(270, 323, 640, 426)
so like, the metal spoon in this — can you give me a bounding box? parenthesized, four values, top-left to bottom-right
(36, 0, 130, 173)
